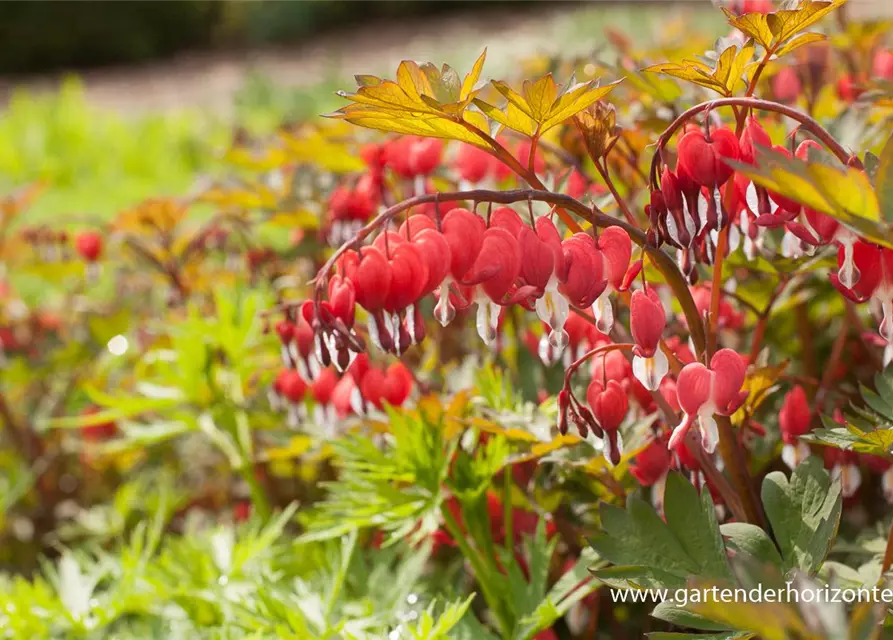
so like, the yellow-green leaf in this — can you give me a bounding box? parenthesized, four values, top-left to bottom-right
(724, 8, 775, 49)
(647, 42, 753, 97)
(727, 149, 891, 248)
(473, 99, 537, 136)
(541, 80, 622, 131)
(875, 131, 893, 222)
(461, 49, 487, 100)
(774, 31, 827, 57)
(766, 0, 847, 46)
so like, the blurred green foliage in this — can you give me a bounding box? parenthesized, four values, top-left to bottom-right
(0, 79, 227, 221)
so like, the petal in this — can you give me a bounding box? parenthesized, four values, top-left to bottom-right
(592, 291, 615, 335)
(698, 411, 719, 454)
(676, 362, 712, 414)
(632, 348, 669, 392)
(709, 348, 746, 410)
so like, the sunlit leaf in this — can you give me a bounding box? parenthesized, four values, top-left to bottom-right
(727, 148, 892, 248)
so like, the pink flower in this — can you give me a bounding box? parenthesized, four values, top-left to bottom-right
(454, 143, 493, 184)
(587, 379, 629, 465)
(461, 227, 522, 345)
(779, 385, 812, 469)
(676, 127, 739, 189)
(629, 288, 668, 390)
(591, 227, 638, 334)
(670, 349, 748, 454)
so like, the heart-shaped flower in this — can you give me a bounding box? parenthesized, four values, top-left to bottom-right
(559, 233, 606, 309)
(669, 348, 748, 454)
(629, 288, 668, 391)
(779, 384, 813, 469)
(462, 227, 521, 344)
(75, 231, 103, 263)
(587, 379, 629, 465)
(676, 127, 739, 189)
(455, 143, 493, 185)
(591, 227, 637, 334)
(738, 117, 772, 166)
(360, 362, 414, 410)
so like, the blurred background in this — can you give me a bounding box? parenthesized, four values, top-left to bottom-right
(0, 0, 890, 220)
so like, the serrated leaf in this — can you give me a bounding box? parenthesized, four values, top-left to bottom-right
(727, 150, 892, 249)
(461, 49, 487, 100)
(330, 52, 492, 148)
(760, 456, 842, 575)
(724, 9, 774, 49)
(664, 473, 734, 582)
(592, 564, 686, 591)
(473, 99, 537, 136)
(774, 31, 826, 57)
(766, 0, 847, 46)
(724, 1, 845, 52)
(589, 474, 733, 592)
(485, 77, 621, 137)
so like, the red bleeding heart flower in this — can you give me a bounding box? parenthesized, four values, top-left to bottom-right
(837, 74, 863, 102)
(462, 227, 522, 344)
(830, 241, 893, 361)
(630, 435, 671, 487)
(874, 49, 893, 80)
(442, 207, 487, 284)
(629, 288, 668, 391)
(591, 227, 636, 334)
(386, 136, 444, 178)
(360, 362, 414, 410)
(519, 217, 569, 352)
(771, 67, 802, 104)
(587, 379, 629, 465)
(411, 228, 452, 297)
(340, 247, 391, 313)
(676, 127, 740, 189)
(779, 385, 813, 469)
(738, 117, 772, 166)
(382, 242, 428, 313)
(326, 275, 356, 328)
(455, 143, 493, 184)
(490, 207, 524, 238)
(310, 367, 338, 406)
(670, 348, 748, 454)
(559, 233, 606, 310)
(75, 231, 103, 263)
(277, 369, 308, 405)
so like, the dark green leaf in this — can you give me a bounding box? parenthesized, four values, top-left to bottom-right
(760, 456, 842, 575)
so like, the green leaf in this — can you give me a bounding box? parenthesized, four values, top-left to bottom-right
(647, 634, 754, 640)
(774, 31, 826, 57)
(589, 473, 734, 592)
(726, 150, 893, 249)
(651, 601, 734, 632)
(720, 523, 784, 568)
(664, 473, 734, 583)
(760, 456, 842, 575)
